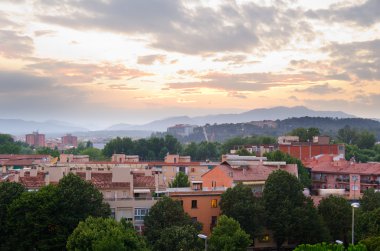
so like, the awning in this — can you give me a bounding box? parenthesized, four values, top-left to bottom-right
(242, 181, 265, 185)
(133, 189, 151, 193)
(191, 181, 203, 183)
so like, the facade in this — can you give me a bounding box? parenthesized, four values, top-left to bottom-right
(59, 154, 90, 163)
(230, 144, 276, 157)
(25, 131, 45, 147)
(279, 142, 345, 161)
(61, 134, 78, 148)
(168, 188, 223, 235)
(167, 124, 197, 137)
(0, 154, 51, 173)
(306, 154, 380, 200)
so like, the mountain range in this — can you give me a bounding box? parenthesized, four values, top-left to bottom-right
(106, 106, 355, 131)
(0, 106, 356, 135)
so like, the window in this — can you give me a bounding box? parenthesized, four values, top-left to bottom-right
(211, 199, 217, 208)
(191, 168, 195, 172)
(191, 200, 197, 208)
(180, 200, 183, 207)
(134, 208, 149, 221)
(110, 208, 115, 219)
(191, 217, 197, 222)
(259, 234, 270, 243)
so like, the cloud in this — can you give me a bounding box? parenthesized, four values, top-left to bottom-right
(108, 84, 138, 91)
(0, 30, 34, 58)
(296, 83, 343, 94)
(34, 30, 57, 37)
(307, 0, 380, 26)
(227, 91, 248, 99)
(36, 0, 314, 54)
(25, 59, 153, 83)
(167, 71, 327, 92)
(137, 54, 166, 65)
(326, 39, 380, 81)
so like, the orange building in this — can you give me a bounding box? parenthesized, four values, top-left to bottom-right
(167, 188, 223, 235)
(25, 131, 45, 147)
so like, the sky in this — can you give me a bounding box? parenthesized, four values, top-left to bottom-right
(0, 0, 379, 129)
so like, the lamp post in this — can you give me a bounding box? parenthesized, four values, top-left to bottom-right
(198, 234, 208, 251)
(351, 202, 360, 245)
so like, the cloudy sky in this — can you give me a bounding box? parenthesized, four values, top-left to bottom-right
(0, 0, 379, 129)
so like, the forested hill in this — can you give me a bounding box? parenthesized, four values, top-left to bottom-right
(167, 117, 380, 143)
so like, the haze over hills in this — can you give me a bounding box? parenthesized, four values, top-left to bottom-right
(107, 106, 356, 132)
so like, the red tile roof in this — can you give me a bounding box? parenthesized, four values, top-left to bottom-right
(133, 176, 155, 188)
(308, 158, 380, 175)
(19, 172, 46, 188)
(75, 172, 130, 189)
(213, 163, 298, 182)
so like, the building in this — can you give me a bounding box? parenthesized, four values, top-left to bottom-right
(278, 136, 345, 161)
(278, 136, 299, 145)
(202, 156, 298, 197)
(61, 134, 78, 148)
(0, 154, 51, 173)
(306, 154, 380, 200)
(59, 154, 90, 163)
(230, 144, 276, 157)
(167, 124, 197, 137)
(25, 131, 45, 147)
(167, 187, 224, 235)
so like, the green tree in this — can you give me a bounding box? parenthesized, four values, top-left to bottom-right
(357, 131, 376, 149)
(208, 215, 251, 251)
(262, 170, 306, 249)
(36, 146, 60, 158)
(66, 217, 148, 251)
(154, 225, 202, 251)
(0, 134, 22, 154)
(356, 208, 380, 241)
(288, 127, 320, 142)
(360, 236, 380, 251)
(169, 172, 190, 188)
(0, 182, 26, 250)
(5, 173, 110, 250)
(143, 196, 201, 250)
(318, 195, 351, 243)
(220, 183, 264, 239)
(360, 189, 380, 212)
(338, 125, 359, 144)
(80, 147, 106, 161)
(264, 150, 311, 187)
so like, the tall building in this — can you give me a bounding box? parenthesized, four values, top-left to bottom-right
(61, 134, 78, 148)
(25, 131, 45, 147)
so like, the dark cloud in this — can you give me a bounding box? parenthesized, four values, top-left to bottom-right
(295, 83, 343, 94)
(307, 0, 380, 26)
(327, 39, 380, 81)
(137, 54, 166, 65)
(0, 30, 34, 58)
(36, 0, 314, 54)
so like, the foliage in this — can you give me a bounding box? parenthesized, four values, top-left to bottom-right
(103, 135, 182, 160)
(318, 196, 351, 243)
(262, 170, 307, 248)
(4, 173, 110, 250)
(79, 147, 106, 161)
(220, 183, 264, 239)
(360, 236, 380, 251)
(264, 150, 311, 187)
(360, 189, 380, 212)
(36, 146, 60, 158)
(66, 216, 148, 251)
(0, 182, 26, 249)
(153, 225, 202, 251)
(143, 196, 201, 250)
(220, 135, 276, 154)
(0, 133, 21, 154)
(356, 131, 377, 149)
(288, 127, 320, 142)
(294, 243, 367, 251)
(169, 171, 190, 188)
(208, 215, 251, 251)
(356, 208, 380, 241)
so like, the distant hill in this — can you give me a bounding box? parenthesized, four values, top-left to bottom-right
(167, 117, 380, 143)
(106, 106, 355, 132)
(0, 119, 88, 135)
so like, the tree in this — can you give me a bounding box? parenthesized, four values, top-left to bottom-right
(0, 134, 22, 154)
(338, 125, 359, 144)
(220, 183, 264, 239)
(360, 189, 380, 212)
(5, 173, 110, 250)
(356, 208, 380, 241)
(79, 147, 106, 161)
(153, 225, 202, 251)
(288, 127, 320, 142)
(36, 146, 60, 158)
(357, 131, 376, 149)
(66, 217, 148, 251)
(360, 236, 380, 251)
(0, 182, 26, 249)
(318, 195, 351, 243)
(264, 150, 311, 187)
(208, 215, 251, 251)
(169, 172, 190, 188)
(262, 170, 306, 249)
(143, 196, 201, 250)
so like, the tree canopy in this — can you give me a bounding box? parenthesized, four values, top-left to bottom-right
(66, 217, 148, 251)
(169, 171, 190, 188)
(208, 215, 251, 251)
(288, 127, 320, 142)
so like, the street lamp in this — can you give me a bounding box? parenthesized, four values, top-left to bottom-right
(351, 202, 360, 245)
(198, 234, 208, 251)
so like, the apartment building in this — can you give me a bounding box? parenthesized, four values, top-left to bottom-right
(25, 131, 45, 147)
